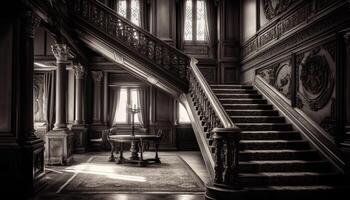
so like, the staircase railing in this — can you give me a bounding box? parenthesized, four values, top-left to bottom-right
(188, 58, 241, 188)
(70, 0, 241, 188)
(71, 0, 189, 87)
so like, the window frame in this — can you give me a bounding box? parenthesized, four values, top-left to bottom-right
(114, 0, 142, 27)
(114, 86, 141, 125)
(184, 0, 208, 44)
(175, 101, 191, 125)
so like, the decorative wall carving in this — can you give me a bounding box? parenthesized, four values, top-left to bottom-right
(263, 0, 296, 20)
(257, 61, 291, 99)
(298, 47, 334, 111)
(242, 0, 346, 61)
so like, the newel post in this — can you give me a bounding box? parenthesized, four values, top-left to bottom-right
(205, 127, 241, 199)
(212, 127, 240, 188)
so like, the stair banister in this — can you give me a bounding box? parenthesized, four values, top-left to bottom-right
(189, 57, 241, 188)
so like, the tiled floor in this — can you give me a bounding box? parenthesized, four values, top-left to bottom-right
(30, 151, 209, 200)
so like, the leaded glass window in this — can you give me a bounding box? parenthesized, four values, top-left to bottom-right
(184, 0, 208, 41)
(130, 0, 140, 26)
(116, 0, 141, 27)
(117, 0, 127, 18)
(184, 0, 193, 40)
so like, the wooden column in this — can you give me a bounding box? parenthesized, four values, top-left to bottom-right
(0, 8, 45, 197)
(73, 64, 85, 125)
(71, 63, 87, 152)
(46, 43, 74, 165)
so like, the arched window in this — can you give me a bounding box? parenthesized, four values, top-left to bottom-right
(184, 0, 208, 41)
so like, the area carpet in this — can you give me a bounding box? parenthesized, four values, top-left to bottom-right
(58, 155, 205, 194)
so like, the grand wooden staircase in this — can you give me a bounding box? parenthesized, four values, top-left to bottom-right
(29, 0, 348, 199)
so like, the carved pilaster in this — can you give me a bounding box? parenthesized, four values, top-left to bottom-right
(52, 43, 70, 63)
(91, 71, 103, 124)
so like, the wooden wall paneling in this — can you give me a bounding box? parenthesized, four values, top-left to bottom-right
(218, 0, 240, 84)
(0, 21, 13, 134)
(34, 27, 45, 56)
(151, 0, 176, 46)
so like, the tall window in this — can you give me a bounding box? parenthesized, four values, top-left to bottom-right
(178, 102, 191, 124)
(114, 88, 140, 124)
(117, 0, 141, 26)
(184, 0, 207, 41)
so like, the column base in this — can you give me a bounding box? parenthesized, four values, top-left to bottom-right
(71, 125, 87, 153)
(45, 129, 74, 165)
(1, 138, 46, 197)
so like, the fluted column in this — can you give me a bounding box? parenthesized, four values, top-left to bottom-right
(52, 43, 69, 130)
(91, 71, 103, 124)
(73, 64, 85, 125)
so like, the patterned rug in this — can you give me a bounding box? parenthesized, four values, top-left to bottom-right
(58, 155, 205, 194)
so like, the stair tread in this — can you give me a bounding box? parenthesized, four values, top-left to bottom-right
(211, 84, 248, 86)
(248, 185, 341, 191)
(237, 123, 290, 125)
(241, 130, 298, 133)
(226, 109, 275, 111)
(240, 160, 328, 164)
(240, 149, 316, 153)
(232, 116, 283, 118)
(241, 140, 306, 143)
(240, 172, 338, 177)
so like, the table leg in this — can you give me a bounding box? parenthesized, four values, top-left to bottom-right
(130, 141, 139, 160)
(155, 139, 161, 163)
(108, 141, 115, 162)
(116, 142, 124, 164)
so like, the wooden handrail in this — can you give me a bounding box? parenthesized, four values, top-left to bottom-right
(189, 58, 240, 130)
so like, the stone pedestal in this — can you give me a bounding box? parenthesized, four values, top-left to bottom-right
(45, 129, 74, 165)
(71, 125, 88, 153)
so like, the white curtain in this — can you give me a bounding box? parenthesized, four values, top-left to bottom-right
(137, 87, 149, 133)
(109, 88, 120, 127)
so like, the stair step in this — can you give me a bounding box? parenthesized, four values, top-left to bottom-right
(222, 104, 273, 110)
(219, 99, 267, 104)
(240, 140, 310, 150)
(239, 172, 339, 187)
(239, 160, 331, 173)
(227, 110, 279, 116)
(237, 123, 293, 131)
(212, 88, 258, 94)
(241, 131, 301, 140)
(232, 116, 285, 123)
(215, 93, 262, 99)
(211, 84, 253, 89)
(239, 150, 320, 161)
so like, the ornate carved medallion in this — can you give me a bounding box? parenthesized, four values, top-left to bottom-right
(299, 48, 334, 111)
(263, 0, 296, 20)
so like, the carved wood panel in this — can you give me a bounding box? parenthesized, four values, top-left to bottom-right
(257, 59, 292, 100)
(295, 41, 337, 137)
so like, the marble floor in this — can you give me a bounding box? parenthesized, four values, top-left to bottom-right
(29, 151, 210, 200)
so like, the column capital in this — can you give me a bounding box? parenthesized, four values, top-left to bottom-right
(51, 43, 70, 63)
(91, 71, 103, 82)
(73, 64, 85, 79)
(23, 10, 41, 38)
